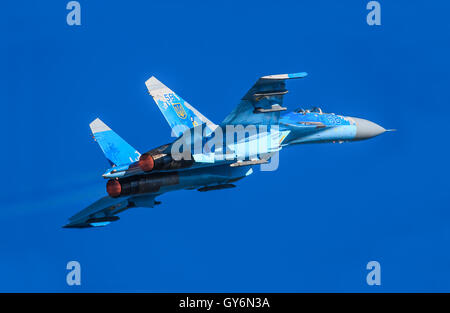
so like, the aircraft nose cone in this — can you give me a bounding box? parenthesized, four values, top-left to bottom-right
(351, 117, 386, 140)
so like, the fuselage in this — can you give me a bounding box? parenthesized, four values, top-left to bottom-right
(280, 107, 386, 145)
(102, 107, 387, 199)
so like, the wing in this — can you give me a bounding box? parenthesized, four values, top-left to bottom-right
(222, 72, 307, 126)
(63, 194, 157, 228)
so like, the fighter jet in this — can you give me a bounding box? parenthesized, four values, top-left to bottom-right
(64, 72, 391, 228)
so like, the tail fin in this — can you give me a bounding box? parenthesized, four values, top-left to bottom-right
(145, 76, 216, 137)
(89, 118, 141, 166)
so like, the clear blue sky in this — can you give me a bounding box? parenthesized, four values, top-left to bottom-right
(1, 1, 449, 292)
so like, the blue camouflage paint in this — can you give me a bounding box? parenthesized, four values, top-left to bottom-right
(281, 111, 354, 126)
(279, 111, 357, 144)
(66, 72, 387, 228)
(93, 130, 141, 166)
(287, 72, 308, 79)
(156, 92, 205, 136)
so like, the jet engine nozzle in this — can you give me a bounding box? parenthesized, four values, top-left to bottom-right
(138, 153, 155, 172)
(106, 173, 179, 198)
(106, 179, 122, 197)
(138, 149, 194, 173)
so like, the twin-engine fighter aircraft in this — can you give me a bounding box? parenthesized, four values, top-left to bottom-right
(64, 73, 391, 228)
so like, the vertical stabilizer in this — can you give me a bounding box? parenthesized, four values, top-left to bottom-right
(145, 76, 216, 137)
(90, 118, 141, 166)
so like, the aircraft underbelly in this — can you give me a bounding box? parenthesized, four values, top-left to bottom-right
(159, 164, 253, 192)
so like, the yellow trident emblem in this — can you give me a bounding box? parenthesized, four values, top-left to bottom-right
(172, 102, 187, 119)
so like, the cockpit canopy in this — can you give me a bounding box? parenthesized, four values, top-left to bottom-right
(295, 107, 323, 114)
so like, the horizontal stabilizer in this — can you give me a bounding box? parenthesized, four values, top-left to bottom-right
(63, 194, 158, 228)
